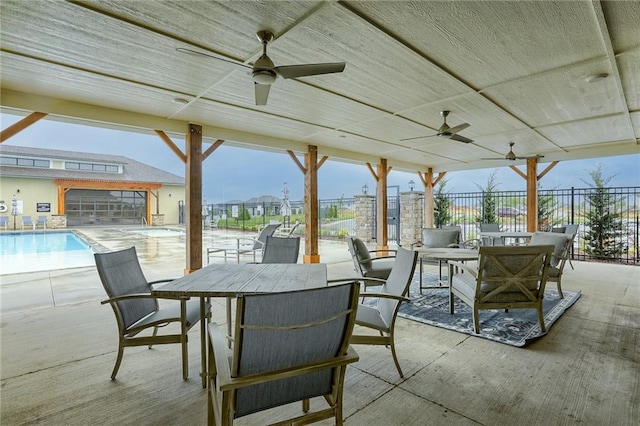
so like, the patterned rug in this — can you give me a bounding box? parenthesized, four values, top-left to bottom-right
(396, 273, 581, 347)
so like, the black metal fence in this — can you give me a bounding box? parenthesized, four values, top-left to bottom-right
(432, 186, 639, 265)
(203, 186, 638, 264)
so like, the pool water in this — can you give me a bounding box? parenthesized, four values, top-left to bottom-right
(0, 232, 95, 275)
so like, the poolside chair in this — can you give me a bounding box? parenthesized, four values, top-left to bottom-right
(331, 247, 418, 378)
(260, 236, 300, 264)
(36, 215, 47, 229)
(207, 222, 281, 264)
(527, 232, 572, 298)
(21, 215, 34, 230)
(274, 219, 301, 237)
(0, 216, 8, 230)
(346, 236, 397, 291)
(95, 246, 211, 380)
(449, 245, 553, 334)
(207, 282, 360, 425)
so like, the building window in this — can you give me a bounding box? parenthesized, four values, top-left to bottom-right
(0, 156, 50, 168)
(64, 161, 119, 173)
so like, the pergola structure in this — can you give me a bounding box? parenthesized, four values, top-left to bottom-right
(1, 1, 638, 271)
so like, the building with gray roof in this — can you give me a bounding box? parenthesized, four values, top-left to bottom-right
(0, 145, 185, 227)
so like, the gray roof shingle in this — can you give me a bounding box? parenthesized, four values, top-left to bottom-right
(0, 145, 184, 185)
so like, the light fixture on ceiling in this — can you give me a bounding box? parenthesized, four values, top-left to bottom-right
(172, 97, 189, 105)
(585, 73, 608, 83)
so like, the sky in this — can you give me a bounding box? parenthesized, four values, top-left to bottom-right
(1, 113, 638, 203)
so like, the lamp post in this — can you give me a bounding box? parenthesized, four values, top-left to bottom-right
(408, 180, 415, 191)
(362, 184, 368, 195)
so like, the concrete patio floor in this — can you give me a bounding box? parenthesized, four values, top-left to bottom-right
(1, 226, 638, 425)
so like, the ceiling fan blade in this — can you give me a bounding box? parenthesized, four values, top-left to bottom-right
(275, 62, 346, 79)
(449, 134, 474, 143)
(516, 155, 545, 160)
(447, 122, 470, 134)
(176, 48, 251, 70)
(400, 134, 436, 141)
(254, 83, 271, 106)
(481, 157, 503, 160)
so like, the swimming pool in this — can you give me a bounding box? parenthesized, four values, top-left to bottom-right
(0, 231, 96, 275)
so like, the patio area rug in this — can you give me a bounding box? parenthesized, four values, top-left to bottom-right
(396, 273, 581, 347)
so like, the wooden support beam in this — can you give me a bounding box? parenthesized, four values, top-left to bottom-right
(538, 161, 559, 180)
(418, 169, 446, 228)
(203, 139, 224, 160)
(287, 150, 306, 174)
(1, 112, 48, 143)
(154, 130, 187, 163)
(185, 123, 203, 274)
(303, 146, 320, 263)
(526, 158, 538, 232)
(376, 159, 389, 251)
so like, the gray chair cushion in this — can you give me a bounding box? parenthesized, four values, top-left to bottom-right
(529, 232, 569, 267)
(421, 228, 460, 248)
(352, 237, 373, 270)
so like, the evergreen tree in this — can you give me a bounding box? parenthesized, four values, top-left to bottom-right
(434, 178, 452, 227)
(538, 186, 559, 231)
(475, 171, 500, 224)
(581, 165, 625, 259)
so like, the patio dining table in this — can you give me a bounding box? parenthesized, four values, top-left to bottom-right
(151, 262, 327, 387)
(480, 231, 535, 246)
(413, 247, 479, 293)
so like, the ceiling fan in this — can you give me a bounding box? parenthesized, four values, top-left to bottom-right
(176, 30, 346, 106)
(482, 142, 545, 161)
(401, 110, 473, 143)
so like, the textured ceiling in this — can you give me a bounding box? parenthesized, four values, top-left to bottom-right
(1, 0, 638, 173)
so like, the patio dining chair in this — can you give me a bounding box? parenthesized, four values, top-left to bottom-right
(449, 245, 553, 334)
(479, 223, 504, 246)
(330, 247, 418, 378)
(260, 236, 300, 264)
(207, 282, 360, 425)
(207, 222, 281, 264)
(95, 246, 211, 380)
(554, 224, 578, 270)
(527, 232, 572, 298)
(346, 236, 397, 291)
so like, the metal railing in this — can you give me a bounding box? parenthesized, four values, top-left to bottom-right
(203, 186, 638, 264)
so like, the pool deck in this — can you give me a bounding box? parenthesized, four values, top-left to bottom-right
(1, 226, 638, 425)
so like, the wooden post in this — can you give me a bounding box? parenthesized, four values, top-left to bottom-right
(185, 123, 203, 274)
(526, 158, 538, 232)
(287, 147, 325, 263)
(376, 159, 389, 251)
(418, 169, 446, 228)
(304, 146, 320, 263)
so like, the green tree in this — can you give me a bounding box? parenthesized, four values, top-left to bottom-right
(538, 186, 559, 231)
(434, 178, 452, 227)
(581, 165, 625, 259)
(235, 206, 251, 224)
(475, 171, 500, 224)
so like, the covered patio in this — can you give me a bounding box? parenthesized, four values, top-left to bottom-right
(1, 227, 638, 425)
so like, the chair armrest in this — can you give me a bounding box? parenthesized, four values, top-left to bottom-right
(448, 261, 477, 278)
(358, 292, 410, 303)
(368, 249, 397, 255)
(360, 256, 395, 264)
(216, 345, 358, 392)
(208, 323, 232, 390)
(411, 241, 423, 248)
(148, 278, 178, 288)
(101, 293, 188, 305)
